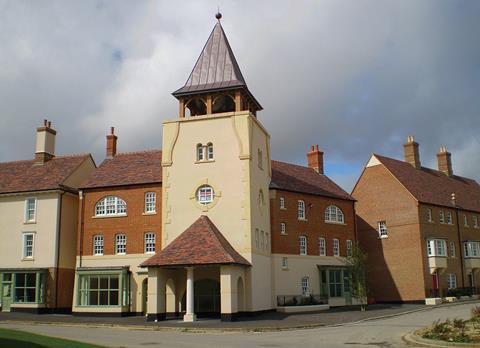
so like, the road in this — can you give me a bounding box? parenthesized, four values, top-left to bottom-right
(0, 303, 476, 348)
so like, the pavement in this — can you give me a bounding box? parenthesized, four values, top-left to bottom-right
(0, 301, 479, 347)
(0, 303, 428, 331)
(0, 302, 478, 347)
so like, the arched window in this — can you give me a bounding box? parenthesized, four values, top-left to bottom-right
(95, 196, 126, 216)
(324, 205, 344, 223)
(186, 97, 207, 116)
(212, 94, 235, 114)
(207, 142, 214, 160)
(196, 143, 204, 161)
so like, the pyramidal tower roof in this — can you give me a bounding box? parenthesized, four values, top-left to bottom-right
(172, 14, 261, 110)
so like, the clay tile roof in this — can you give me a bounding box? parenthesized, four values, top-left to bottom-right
(375, 154, 480, 212)
(141, 215, 251, 268)
(82, 150, 162, 189)
(0, 154, 91, 194)
(270, 160, 354, 201)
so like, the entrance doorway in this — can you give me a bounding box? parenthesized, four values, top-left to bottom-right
(432, 272, 439, 297)
(182, 279, 220, 316)
(1, 273, 12, 312)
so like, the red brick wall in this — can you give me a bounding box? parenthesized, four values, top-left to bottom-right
(79, 184, 162, 256)
(270, 190, 356, 257)
(353, 163, 426, 302)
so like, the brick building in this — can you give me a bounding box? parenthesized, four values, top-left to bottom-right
(72, 15, 357, 320)
(353, 136, 480, 303)
(72, 129, 162, 315)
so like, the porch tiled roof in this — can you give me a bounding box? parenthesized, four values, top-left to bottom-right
(141, 215, 251, 268)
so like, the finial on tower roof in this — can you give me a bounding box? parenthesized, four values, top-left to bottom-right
(215, 10, 222, 21)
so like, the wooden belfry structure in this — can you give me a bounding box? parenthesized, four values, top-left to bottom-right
(172, 13, 262, 118)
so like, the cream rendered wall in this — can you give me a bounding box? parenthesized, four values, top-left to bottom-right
(0, 192, 60, 268)
(58, 193, 79, 269)
(271, 254, 351, 306)
(162, 111, 272, 312)
(73, 254, 150, 313)
(62, 157, 96, 189)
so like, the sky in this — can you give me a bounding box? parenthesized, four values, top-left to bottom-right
(1, 0, 479, 192)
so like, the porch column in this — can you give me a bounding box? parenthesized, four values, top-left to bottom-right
(146, 268, 166, 321)
(183, 267, 196, 322)
(220, 265, 238, 322)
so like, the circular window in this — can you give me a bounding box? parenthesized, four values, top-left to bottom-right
(196, 185, 214, 205)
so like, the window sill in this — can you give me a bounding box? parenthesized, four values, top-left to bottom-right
(115, 253, 126, 256)
(325, 221, 346, 225)
(21, 258, 34, 261)
(280, 233, 287, 236)
(378, 235, 388, 239)
(195, 159, 215, 164)
(93, 254, 104, 256)
(280, 207, 287, 211)
(92, 214, 127, 219)
(23, 221, 36, 225)
(145, 252, 155, 255)
(428, 255, 447, 258)
(299, 253, 307, 256)
(298, 218, 308, 222)
(142, 212, 157, 216)
(281, 267, 289, 271)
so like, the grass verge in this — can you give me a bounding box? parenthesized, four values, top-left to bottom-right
(0, 327, 105, 348)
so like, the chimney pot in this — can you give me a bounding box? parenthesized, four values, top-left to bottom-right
(437, 146, 453, 176)
(44, 119, 48, 126)
(307, 144, 324, 174)
(404, 135, 421, 169)
(47, 121, 51, 128)
(35, 119, 56, 164)
(106, 126, 118, 158)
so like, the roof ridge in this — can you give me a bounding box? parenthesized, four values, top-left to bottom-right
(0, 153, 90, 165)
(115, 149, 162, 156)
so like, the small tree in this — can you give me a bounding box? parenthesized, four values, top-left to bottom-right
(346, 242, 368, 311)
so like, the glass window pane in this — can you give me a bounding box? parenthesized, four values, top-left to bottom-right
(89, 277, 99, 290)
(16, 273, 25, 287)
(99, 290, 109, 305)
(26, 273, 36, 287)
(99, 277, 109, 289)
(89, 291, 98, 305)
(110, 290, 119, 305)
(110, 276, 119, 290)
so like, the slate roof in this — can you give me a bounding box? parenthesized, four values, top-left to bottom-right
(374, 154, 480, 212)
(141, 215, 251, 268)
(0, 155, 91, 194)
(270, 160, 354, 201)
(81, 150, 162, 189)
(172, 20, 262, 110)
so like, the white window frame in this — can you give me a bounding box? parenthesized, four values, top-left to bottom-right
(265, 232, 270, 252)
(447, 274, 457, 289)
(115, 234, 126, 255)
(427, 208, 433, 222)
(279, 197, 285, 209)
(280, 222, 286, 235)
(319, 237, 326, 256)
(464, 241, 480, 258)
(333, 238, 340, 257)
(196, 144, 204, 161)
(196, 185, 214, 205)
(464, 215, 469, 227)
(95, 196, 127, 217)
(207, 143, 214, 160)
(144, 232, 156, 254)
(299, 236, 307, 255)
(144, 192, 156, 213)
(25, 197, 37, 223)
(450, 241, 456, 258)
(474, 216, 479, 229)
(93, 235, 104, 256)
(378, 221, 388, 238)
(297, 200, 306, 220)
(281, 257, 288, 269)
(439, 211, 445, 224)
(301, 276, 310, 296)
(22, 232, 34, 259)
(346, 240, 353, 257)
(447, 211, 453, 225)
(325, 205, 345, 224)
(427, 239, 447, 257)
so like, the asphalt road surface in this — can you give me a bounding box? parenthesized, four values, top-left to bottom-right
(0, 302, 476, 348)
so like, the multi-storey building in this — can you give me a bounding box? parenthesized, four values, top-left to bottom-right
(0, 120, 95, 313)
(72, 128, 162, 316)
(353, 136, 480, 303)
(72, 15, 356, 321)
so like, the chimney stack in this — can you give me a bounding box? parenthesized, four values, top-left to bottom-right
(106, 127, 118, 158)
(404, 135, 421, 169)
(307, 145, 324, 174)
(35, 119, 56, 164)
(437, 145, 453, 176)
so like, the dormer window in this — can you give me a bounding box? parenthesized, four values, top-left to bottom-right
(196, 143, 214, 162)
(95, 196, 126, 216)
